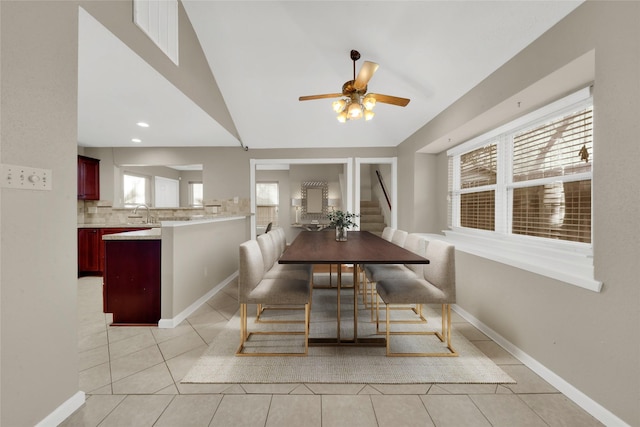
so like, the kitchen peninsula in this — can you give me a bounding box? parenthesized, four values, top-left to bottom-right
(101, 215, 250, 328)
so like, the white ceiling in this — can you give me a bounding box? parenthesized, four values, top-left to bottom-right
(77, 1, 583, 151)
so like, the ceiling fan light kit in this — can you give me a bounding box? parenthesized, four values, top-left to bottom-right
(299, 49, 410, 122)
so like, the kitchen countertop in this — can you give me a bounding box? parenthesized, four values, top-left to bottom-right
(102, 228, 161, 241)
(78, 223, 160, 229)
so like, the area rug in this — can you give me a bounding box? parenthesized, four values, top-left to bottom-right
(182, 275, 514, 384)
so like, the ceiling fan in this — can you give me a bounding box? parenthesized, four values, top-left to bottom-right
(299, 50, 410, 122)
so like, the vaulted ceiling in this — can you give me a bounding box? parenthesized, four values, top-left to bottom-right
(77, 1, 582, 151)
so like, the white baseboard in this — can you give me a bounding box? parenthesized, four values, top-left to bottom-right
(452, 304, 629, 427)
(158, 271, 238, 329)
(35, 391, 85, 427)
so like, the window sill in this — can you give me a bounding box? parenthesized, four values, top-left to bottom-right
(416, 230, 602, 293)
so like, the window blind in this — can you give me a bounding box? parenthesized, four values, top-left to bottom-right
(460, 144, 497, 188)
(513, 107, 593, 182)
(460, 191, 495, 231)
(511, 107, 593, 243)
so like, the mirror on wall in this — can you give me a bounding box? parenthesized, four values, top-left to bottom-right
(301, 181, 328, 220)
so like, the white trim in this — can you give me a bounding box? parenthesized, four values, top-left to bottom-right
(430, 230, 601, 292)
(354, 157, 398, 229)
(35, 391, 85, 427)
(447, 86, 592, 157)
(158, 272, 238, 328)
(452, 305, 630, 427)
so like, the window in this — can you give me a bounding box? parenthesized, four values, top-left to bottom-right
(256, 182, 279, 226)
(189, 182, 203, 207)
(123, 173, 149, 207)
(446, 88, 599, 291)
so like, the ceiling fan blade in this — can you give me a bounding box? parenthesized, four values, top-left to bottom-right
(353, 61, 379, 90)
(299, 93, 343, 101)
(370, 93, 410, 107)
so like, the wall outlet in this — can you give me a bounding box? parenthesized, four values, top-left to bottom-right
(1, 164, 52, 191)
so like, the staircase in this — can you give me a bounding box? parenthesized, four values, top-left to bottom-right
(359, 200, 386, 236)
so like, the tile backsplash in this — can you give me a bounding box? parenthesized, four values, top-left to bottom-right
(78, 198, 250, 225)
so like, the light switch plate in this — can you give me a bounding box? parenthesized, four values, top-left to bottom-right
(1, 164, 53, 191)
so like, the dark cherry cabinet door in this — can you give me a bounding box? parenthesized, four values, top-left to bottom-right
(78, 155, 100, 200)
(104, 240, 161, 325)
(77, 228, 101, 275)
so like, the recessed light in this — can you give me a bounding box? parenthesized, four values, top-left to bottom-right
(131, 138, 142, 143)
(136, 122, 149, 128)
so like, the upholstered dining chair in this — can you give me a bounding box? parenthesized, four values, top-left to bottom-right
(380, 226, 395, 241)
(363, 233, 427, 321)
(376, 239, 457, 357)
(255, 233, 312, 322)
(237, 239, 311, 356)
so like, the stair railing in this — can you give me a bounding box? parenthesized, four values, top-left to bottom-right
(376, 169, 391, 211)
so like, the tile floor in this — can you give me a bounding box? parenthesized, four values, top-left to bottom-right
(62, 276, 603, 427)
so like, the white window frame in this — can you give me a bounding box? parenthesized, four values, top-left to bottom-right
(446, 87, 601, 292)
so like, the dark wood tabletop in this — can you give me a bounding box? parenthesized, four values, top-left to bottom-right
(279, 230, 429, 265)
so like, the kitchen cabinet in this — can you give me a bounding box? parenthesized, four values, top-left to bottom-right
(78, 155, 100, 200)
(104, 239, 161, 325)
(78, 227, 150, 276)
(77, 228, 101, 274)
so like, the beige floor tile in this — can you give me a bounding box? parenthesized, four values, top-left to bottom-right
(78, 321, 108, 339)
(265, 394, 321, 427)
(79, 362, 112, 394)
(59, 395, 125, 427)
(110, 344, 164, 382)
(190, 321, 227, 344)
(370, 384, 431, 395)
(111, 363, 175, 394)
(241, 383, 300, 394)
(188, 306, 228, 326)
(470, 394, 548, 426)
(290, 384, 315, 394)
(88, 384, 113, 395)
(107, 325, 154, 344)
(372, 394, 435, 427)
(209, 394, 271, 427)
(455, 323, 490, 341)
(176, 382, 232, 394)
(519, 393, 604, 426)
(358, 385, 383, 395)
(107, 330, 157, 359)
(158, 329, 207, 360)
(434, 383, 498, 394)
(500, 365, 560, 394)
(154, 395, 222, 427)
(98, 395, 174, 427)
(78, 330, 108, 353)
(156, 383, 180, 395)
(151, 322, 196, 343)
(472, 340, 521, 364)
(322, 395, 378, 427)
(306, 383, 366, 395)
(79, 344, 110, 372)
(427, 385, 452, 395)
(421, 395, 491, 427)
(165, 344, 208, 382)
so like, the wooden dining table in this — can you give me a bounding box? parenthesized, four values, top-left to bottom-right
(279, 230, 429, 345)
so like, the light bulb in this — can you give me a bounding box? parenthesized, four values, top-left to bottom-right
(347, 102, 363, 119)
(332, 99, 346, 113)
(363, 95, 376, 110)
(337, 111, 348, 123)
(364, 109, 375, 121)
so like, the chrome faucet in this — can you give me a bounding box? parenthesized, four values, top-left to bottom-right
(133, 203, 151, 224)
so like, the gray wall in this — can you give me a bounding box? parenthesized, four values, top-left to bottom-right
(1, 2, 80, 425)
(397, 2, 639, 424)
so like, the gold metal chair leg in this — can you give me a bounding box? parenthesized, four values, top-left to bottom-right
(383, 302, 458, 357)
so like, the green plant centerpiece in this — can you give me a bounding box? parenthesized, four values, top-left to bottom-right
(327, 210, 359, 241)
